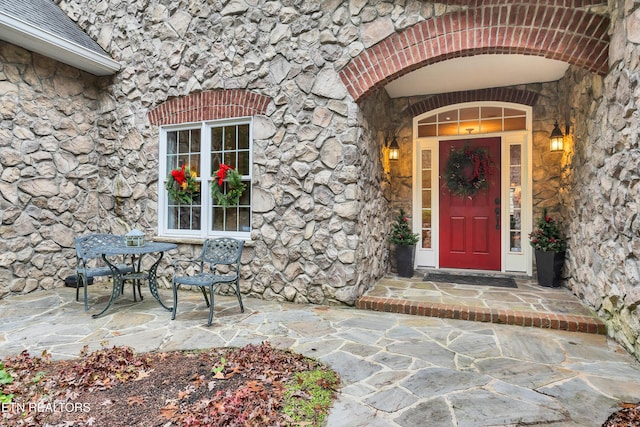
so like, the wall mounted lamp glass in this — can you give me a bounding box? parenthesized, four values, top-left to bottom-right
(550, 120, 564, 152)
(389, 136, 399, 160)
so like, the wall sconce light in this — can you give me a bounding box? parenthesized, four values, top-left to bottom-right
(549, 120, 564, 152)
(388, 136, 399, 160)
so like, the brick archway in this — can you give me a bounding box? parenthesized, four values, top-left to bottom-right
(340, 2, 609, 101)
(408, 88, 539, 117)
(148, 90, 272, 126)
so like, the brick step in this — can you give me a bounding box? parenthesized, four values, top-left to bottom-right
(355, 295, 606, 335)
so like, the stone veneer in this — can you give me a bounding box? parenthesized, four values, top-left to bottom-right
(3, 0, 640, 360)
(4, 0, 457, 305)
(559, 0, 640, 359)
(0, 46, 106, 294)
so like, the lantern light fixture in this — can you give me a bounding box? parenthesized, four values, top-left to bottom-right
(389, 136, 399, 160)
(125, 229, 145, 247)
(550, 120, 564, 152)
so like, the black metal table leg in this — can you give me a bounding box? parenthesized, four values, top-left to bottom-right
(147, 252, 172, 311)
(92, 255, 124, 318)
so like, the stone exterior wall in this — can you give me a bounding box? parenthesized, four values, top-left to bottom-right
(560, 0, 640, 359)
(2, 0, 453, 303)
(0, 42, 111, 296)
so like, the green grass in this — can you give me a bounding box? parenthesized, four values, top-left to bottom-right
(0, 362, 14, 403)
(282, 369, 339, 426)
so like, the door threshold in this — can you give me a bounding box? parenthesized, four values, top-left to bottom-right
(416, 268, 531, 280)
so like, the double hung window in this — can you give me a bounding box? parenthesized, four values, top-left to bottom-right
(158, 119, 252, 238)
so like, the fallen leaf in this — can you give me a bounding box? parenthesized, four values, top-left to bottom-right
(245, 380, 263, 392)
(191, 374, 206, 387)
(127, 396, 145, 406)
(620, 402, 639, 409)
(160, 403, 178, 419)
(134, 370, 153, 381)
(290, 389, 311, 399)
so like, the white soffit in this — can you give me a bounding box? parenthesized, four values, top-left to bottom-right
(384, 54, 570, 98)
(0, 11, 120, 76)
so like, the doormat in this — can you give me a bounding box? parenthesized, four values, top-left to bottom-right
(424, 273, 517, 288)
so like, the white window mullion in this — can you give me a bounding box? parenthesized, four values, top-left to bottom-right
(202, 122, 212, 239)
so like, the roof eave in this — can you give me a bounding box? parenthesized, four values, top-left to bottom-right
(0, 11, 120, 76)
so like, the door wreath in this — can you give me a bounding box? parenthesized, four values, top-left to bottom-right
(211, 163, 247, 208)
(444, 145, 494, 198)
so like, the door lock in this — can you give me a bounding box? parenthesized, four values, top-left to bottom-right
(495, 207, 500, 230)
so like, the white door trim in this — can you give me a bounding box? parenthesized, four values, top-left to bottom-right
(412, 102, 533, 275)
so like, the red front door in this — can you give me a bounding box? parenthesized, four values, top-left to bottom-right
(439, 138, 501, 270)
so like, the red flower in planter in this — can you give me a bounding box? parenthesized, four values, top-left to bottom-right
(529, 209, 566, 252)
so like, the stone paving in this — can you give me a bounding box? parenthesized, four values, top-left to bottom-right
(1, 282, 640, 426)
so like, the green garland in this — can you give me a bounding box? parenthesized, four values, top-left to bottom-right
(165, 165, 199, 204)
(211, 164, 247, 208)
(444, 145, 494, 198)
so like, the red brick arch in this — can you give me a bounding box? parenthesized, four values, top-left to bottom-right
(408, 88, 539, 117)
(148, 90, 272, 126)
(340, 2, 609, 101)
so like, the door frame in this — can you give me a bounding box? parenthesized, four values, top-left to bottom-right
(438, 137, 502, 270)
(411, 102, 533, 275)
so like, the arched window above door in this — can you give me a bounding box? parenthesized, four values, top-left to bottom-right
(417, 106, 527, 138)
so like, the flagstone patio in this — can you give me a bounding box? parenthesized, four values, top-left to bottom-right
(0, 280, 638, 426)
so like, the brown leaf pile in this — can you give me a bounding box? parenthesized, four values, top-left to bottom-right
(1, 342, 338, 427)
(602, 402, 640, 427)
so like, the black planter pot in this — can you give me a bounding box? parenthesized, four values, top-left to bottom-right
(395, 245, 416, 278)
(64, 275, 94, 288)
(534, 250, 565, 287)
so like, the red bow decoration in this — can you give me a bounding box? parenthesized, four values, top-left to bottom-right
(171, 165, 187, 185)
(216, 164, 233, 186)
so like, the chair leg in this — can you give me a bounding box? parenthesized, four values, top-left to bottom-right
(132, 279, 143, 302)
(207, 284, 215, 326)
(83, 276, 89, 311)
(131, 278, 137, 302)
(171, 281, 179, 320)
(200, 287, 210, 307)
(235, 279, 244, 313)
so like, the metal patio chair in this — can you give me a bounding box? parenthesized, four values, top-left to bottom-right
(74, 233, 136, 311)
(171, 238, 245, 326)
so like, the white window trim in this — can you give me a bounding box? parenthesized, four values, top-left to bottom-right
(157, 117, 253, 240)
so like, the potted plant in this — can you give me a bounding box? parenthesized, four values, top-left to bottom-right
(389, 209, 420, 278)
(529, 209, 567, 287)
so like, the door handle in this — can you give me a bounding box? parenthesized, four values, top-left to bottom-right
(495, 207, 500, 230)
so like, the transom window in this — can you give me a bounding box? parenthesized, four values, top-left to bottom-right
(417, 106, 527, 137)
(158, 119, 252, 239)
